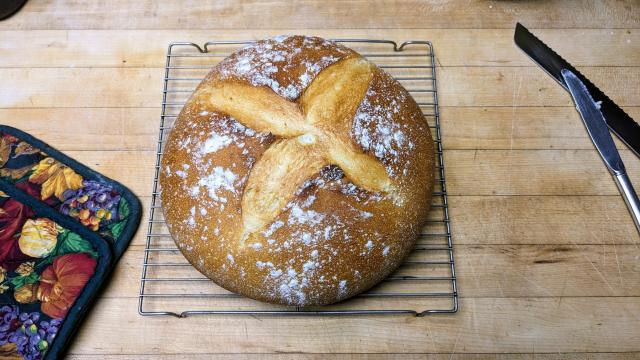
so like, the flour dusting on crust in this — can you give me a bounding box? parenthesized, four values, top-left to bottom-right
(215, 35, 352, 100)
(161, 35, 433, 307)
(352, 74, 419, 178)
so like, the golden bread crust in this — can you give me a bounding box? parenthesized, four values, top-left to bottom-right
(160, 35, 434, 306)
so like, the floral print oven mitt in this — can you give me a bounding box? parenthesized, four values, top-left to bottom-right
(0, 125, 141, 359)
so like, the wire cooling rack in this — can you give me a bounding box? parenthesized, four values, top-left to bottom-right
(139, 39, 458, 317)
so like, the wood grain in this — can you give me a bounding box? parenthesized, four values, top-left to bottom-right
(437, 66, 640, 107)
(445, 149, 640, 196)
(0, 108, 160, 151)
(449, 196, 640, 245)
(105, 244, 640, 299)
(3, 106, 640, 151)
(0, 29, 638, 68)
(0, 0, 638, 30)
(1, 1, 639, 357)
(124, 194, 640, 247)
(67, 297, 640, 354)
(43, 149, 640, 197)
(65, 354, 640, 360)
(441, 107, 640, 150)
(2, 67, 638, 108)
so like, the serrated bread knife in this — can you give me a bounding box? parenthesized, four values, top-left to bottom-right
(561, 69, 640, 233)
(514, 23, 640, 158)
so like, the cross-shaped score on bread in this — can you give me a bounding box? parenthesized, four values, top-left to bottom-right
(201, 56, 400, 244)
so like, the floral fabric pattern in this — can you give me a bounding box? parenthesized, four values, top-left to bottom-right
(0, 126, 138, 360)
(0, 306, 60, 360)
(0, 194, 99, 359)
(0, 132, 131, 241)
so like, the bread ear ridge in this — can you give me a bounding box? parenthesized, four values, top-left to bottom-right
(201, 56, 400, 241)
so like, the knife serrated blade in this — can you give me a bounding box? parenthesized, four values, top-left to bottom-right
(514, 22, 640, 157)
(562, 69, 640, 232)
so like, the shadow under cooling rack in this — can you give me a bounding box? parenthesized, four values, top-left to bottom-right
(139, 39, 458, 317)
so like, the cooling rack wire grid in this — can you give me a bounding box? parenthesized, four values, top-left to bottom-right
(139, 39, 458, 317)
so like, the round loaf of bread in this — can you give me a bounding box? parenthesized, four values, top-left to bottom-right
(160, 35, 434, 306)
